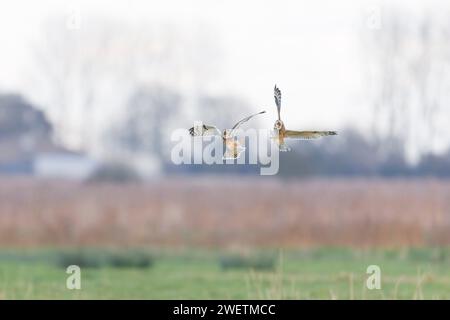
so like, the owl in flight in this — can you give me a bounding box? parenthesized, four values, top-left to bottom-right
(189, 111, 266, 159)
(272, 85, 337, 151)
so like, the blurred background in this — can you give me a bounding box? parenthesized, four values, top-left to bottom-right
(0, 0, 450, 299)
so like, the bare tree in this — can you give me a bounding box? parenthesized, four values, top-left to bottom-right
(362, 9, 450, 161)
(111, 86, 181, 157)
(27, 17, 222, 155)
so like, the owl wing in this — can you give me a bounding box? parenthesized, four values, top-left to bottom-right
(189, 124, 221, 137)
(274, 85, 282, 121)
(229, 110, 266, 137)
(284, 130, 337, 140)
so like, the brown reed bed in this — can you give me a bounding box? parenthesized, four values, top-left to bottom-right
(0, 176, 449, 248)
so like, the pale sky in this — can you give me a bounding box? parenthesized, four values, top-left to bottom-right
(0, 0, 373, 130)
(0, 0, 449, 156)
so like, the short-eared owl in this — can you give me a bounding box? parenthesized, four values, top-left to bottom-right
(189, 111, 266, 159)
(272, 85, 337, 151)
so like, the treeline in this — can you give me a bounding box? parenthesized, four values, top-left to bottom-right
(276, 130, 450, 178)
(166, 129, 450, 178)
(0, 92, 449, 179)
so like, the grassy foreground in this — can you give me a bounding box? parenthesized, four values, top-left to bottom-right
(1, 248, 450, 299)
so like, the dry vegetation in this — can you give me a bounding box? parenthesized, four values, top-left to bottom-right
(0, 177, 449, 247)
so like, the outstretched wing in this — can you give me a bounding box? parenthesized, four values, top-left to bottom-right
(274, 85, 281, 121)
(229, 110, 266, 137)
(189, 124, 221, 137)
(285, 130, 337, 140)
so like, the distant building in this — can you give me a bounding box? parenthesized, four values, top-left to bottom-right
(0, 93, 53, 175)
(0, 93, 98, 179)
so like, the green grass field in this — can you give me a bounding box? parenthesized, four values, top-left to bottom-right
(1, 247, 450, 299)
